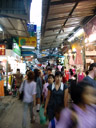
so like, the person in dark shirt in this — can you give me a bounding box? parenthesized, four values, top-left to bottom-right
(44, 67, 52, 82)
(44, 71, 68, 121)
(83, 63, 96, 88)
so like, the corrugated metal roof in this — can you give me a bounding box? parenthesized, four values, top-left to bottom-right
(0, 16, 29, 37)
(41, 0, 96, 50)
(0, 0, 32, 21)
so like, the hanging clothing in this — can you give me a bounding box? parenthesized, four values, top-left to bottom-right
(36, 77, 42, 98)
(69, 55, 74, 65)
(75, 49, 83, 65)
(78, 73, 85, 82)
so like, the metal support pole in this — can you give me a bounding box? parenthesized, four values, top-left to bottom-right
(82, 36, 86, 71)
(6, 60, 8, 91)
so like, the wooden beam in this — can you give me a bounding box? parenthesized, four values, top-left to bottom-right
(50, 0, 92, 6)
(43, 0, 51, 36)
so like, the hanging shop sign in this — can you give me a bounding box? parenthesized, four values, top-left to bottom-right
(13, 43, 21, 56)
(0, 45, 5, 55)
(27, 24, 37, 36)
(19, 37, 37, 47)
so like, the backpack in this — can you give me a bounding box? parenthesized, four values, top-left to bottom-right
(51, 119, 55, 128)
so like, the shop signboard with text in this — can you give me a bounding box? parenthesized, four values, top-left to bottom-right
(13, 43, 21, 56)
(27, 24, 37, 36)
(0, 45, 5, 55)
(19, 37, 37, 47)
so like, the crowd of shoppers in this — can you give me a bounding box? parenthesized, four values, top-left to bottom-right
(18, 63, 96, 128)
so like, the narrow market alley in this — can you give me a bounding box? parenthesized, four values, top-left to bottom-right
(0, 97, 47, 128)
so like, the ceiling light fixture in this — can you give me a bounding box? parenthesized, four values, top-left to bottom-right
(22, 46, 35, 49)
(0, 26, 3, 32)
(68, 28, 84, 42)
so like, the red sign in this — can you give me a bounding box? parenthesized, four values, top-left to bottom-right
(0, 45, 5, 55)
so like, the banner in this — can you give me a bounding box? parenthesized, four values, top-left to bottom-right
(0, 45, 5, 55)
(19, 37, 37, 47)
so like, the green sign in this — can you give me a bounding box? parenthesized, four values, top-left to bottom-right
(13, 43, 21, 56)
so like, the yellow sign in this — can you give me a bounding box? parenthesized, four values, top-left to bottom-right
(42, 54, 46, 57)
(19, 37, 37, 47)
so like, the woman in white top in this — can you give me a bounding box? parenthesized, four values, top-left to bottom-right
(19, 71, 36, 128)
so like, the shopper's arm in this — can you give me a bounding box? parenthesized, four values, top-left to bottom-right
(44, 90, 51, 116)
(64, 88, 68, 107)
(33, 94, 36, 106)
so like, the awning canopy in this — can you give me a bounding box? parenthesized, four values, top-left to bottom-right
(0, 0, 32, 21)
(0, 16, 29, 38)
(41, 0, 96, 50)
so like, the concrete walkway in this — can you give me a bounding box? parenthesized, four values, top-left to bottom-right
(0, 96, 48, 128)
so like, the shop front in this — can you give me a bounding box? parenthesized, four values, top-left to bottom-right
(0, 44, 26, 96)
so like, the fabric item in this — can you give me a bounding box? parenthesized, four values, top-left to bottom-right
(62, 76, 67, 84)
(64, 55, 68, 66)
(47, 83, 68, 121)
(37, 104, 40, 111)
(0, 80, 4, 96)
(19, 80, 26, 101)
(44, 74, 48, 82)
(43, 82, 49, 98)
(51, 119, 55, 128)
(56, 104, 96, 128)
(65, 70, 69, 81)
(78, 73, 85, 82)
(75, 50, 83, 65)
(36, 77, 42, 98)
(19, 80, 36, 103)
(22, 102, 33, 128)
(58, 65, 62, 71)
(69, 55, 74, 65)
(83, 76, 96, 88)
(8, 75, 12, 85)
(72, 68, 76, 75)
(48, 117, 57, 128)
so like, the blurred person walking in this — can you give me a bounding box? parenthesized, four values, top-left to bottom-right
(34, 69, 42, 112)
(13, 69, 23, 97)
(19, 71, 36, 128)
(44, 67, 52, 83)
(44, 71, 68, 121)
(43, 74, 54, 105)
(83, 63, 96, 88)
(56, 81, 96, 128)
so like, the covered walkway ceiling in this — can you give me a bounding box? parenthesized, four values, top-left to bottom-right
(0, 0, 32, 21)
(0, 16, 29, 38)
(0, 0, 32, 39)
(41, 0, 96, 50)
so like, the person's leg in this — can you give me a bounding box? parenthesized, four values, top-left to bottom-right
(36, 97, 40, 112)
(29, 102, 34, 123)
(22, 102, 28, 128)
(47, 109, 54, 121)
